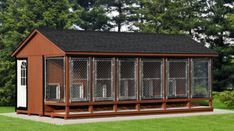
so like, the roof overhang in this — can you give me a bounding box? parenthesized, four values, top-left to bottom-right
(65, 51, 218, 57)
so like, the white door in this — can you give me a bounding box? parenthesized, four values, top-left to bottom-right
(17, 60, 27, 108)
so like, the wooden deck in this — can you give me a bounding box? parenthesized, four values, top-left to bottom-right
(41, 106, 212, 119)
(24, 97, 213, 119)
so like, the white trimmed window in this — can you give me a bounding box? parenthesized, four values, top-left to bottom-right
(21, 62, 27, 86)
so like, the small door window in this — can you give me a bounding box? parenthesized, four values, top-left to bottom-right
(21, 62, 27, 86)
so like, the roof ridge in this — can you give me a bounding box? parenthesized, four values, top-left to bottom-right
(37, 28, 190, 37)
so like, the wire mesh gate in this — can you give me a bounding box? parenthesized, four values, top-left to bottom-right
(93, 58, 114, 101)
(140, 59, 163, 100)
(167, 59, 188, 98)
(191, 59, 210, 98)
(70, 58, 90, 102)
(44, 57, 65, 102)
(118, 58, 137, 100)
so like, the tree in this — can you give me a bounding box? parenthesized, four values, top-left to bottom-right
(135, 0, 207, 34)
(199, 0, 234, 91)
(70, 0, 111, 31)
(0, 0, 75, 105)
(98, 0, 138, 32)
(136, 0, 234, 91)
(0, 0, 7, 50)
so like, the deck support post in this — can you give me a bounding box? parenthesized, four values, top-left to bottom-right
(162, 103, 166, 110)
(113, 104, 118, 112)
(209, 99, 213, 109)
(51, 113, 54, 118)
(136, 104, 140, 111)
(187, 102, 192, 109)
(89, 106, 93, 113)
(65, 56, 70, 119)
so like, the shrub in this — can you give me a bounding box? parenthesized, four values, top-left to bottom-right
(193, 85, 208, 97)
(218, 91, 234, 109)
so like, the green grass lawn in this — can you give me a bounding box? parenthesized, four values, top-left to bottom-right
(0, 95, 232, 131)
(0, 106, 15, 113)
(0, 113, 234, 131)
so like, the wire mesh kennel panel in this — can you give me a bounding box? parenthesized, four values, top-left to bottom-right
(118, 58, 137, 100)
(70, 57, 90, 102)
(191, 59, 210, 98)
(140, 59, 163, 100)
(44, 57, 65, 102)
(93, 58, 114, 101)
(167, 59, 188, 98)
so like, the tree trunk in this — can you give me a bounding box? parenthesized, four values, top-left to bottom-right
(117, 3, 122, 32)
(140, 2, 144, 23)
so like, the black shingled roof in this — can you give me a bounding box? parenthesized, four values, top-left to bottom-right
(37, 28, 217, 55)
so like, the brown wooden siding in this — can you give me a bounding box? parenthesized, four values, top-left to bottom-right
(16, 32, 65, 57)
(16, 33, 65, 115)
(28, 56, 43, 115)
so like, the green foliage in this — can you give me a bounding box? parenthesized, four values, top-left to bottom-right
(78, 6, 111, 30)
(212, 91, 228, 109)
(98, 0, 138, 32)
(136, 0, 207, 34)
(193, 86, 208, 97)
(70, 0, 111, 31)
(194, 0, 234, 91)
(136, 0, 234, 91)
(0, 61, 15, 106)
(191, 100, 209, 106)
(0, 0, 75, 105)
(218, 91, 234, 109)
(0, 0, 233, 106)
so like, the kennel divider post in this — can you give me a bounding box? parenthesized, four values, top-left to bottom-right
(187, 58, 192, 109)
(162, 58, 167, 110)
(65, 56, 70, 119)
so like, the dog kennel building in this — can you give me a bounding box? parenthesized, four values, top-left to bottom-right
(12, 29, 217, 119)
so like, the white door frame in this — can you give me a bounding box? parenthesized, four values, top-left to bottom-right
(17, 59, 27, 108)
